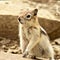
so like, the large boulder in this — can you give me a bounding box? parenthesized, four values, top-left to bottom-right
(30, 0, 56, 3)
(0, 15, 60, 41)
(0, 15, 18, 41)
(38, 17, 60, 40)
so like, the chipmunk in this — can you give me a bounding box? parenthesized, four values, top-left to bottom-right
(18, 9, 55, 60)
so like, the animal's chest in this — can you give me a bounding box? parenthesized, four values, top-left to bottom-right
(22, 27, 33, 40)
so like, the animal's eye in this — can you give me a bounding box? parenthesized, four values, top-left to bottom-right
(26, 13, 31, 20)
(26, 15, 30, 18)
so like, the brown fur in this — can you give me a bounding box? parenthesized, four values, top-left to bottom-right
(18, 9, 54, 60)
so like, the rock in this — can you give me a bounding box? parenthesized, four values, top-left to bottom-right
(38, 17, 60, 40)
(54, 38, 60, 45)
(0, 37, 11, 45)
(0, 1, 60, 41)
(53, 45, 60, 55)
(0, 15, 18, 40)
(30, 0, 56, 4)
(7, 45, 22, 54)
(10, 45, 18, 49)
(0, 15, 60, 42)
(7, 48, 22, 54)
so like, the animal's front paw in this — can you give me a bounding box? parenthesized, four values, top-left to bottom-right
(28, 55, 36, 59)
(22, 51, 28, 58)
(30, 56, 36, 59)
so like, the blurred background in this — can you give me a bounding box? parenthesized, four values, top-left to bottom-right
(0, 0, 60, 60)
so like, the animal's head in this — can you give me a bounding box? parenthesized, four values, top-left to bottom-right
(18, 9, 38, 25)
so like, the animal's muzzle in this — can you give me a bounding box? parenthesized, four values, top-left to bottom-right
(18, 17, 24, 24)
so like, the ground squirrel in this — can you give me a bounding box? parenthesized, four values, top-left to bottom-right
(18, 9, 54, 60)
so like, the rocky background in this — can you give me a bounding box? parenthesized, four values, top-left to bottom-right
(0, 0, 60, 60)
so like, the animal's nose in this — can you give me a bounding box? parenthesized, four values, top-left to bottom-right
(18, 17, 24, 24)
(18, 17, 21, 22)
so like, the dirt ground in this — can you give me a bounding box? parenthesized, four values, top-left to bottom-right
(0, 51, 50, 60)
(0, 0, 60, 60)
(0, 51, 34, 60)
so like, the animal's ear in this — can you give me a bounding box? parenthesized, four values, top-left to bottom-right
(33, 9, 38, 16)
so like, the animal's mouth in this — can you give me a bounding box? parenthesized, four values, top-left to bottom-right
(20, 21, 24, 24)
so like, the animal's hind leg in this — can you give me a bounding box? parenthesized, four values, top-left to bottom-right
(45, 42, 55, 60)
(39, 34, 55, 60)
(46, 48, 55, 60)
(46, 42, 54, 60)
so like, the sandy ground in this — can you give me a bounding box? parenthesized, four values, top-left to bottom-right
(0, 51, 52, 60)
(0, 51, 33, 60)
